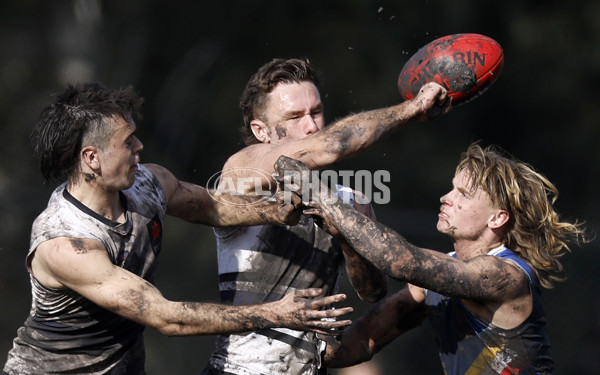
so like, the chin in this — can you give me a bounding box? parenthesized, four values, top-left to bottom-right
(436, 222, 448, 235)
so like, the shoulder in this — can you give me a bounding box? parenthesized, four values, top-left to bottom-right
(465, 250, 532, 302)
(137, 164, 167, 189)
(137, 164, 169, 204)
(30, 187, 105, 253)
(489, 247, 538, 287)
(223, 143, 272, 170)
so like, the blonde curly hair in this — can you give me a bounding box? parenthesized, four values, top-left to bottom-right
(457, 142, 588, 289)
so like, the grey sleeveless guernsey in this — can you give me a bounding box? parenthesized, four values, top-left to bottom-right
(206, 186, 354, 375)
(3, 165, 166, 375)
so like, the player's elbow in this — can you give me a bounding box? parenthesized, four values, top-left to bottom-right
(153, 320, 189, 337)
(326, 341, 375, 369)
(141, 310, 191, 337)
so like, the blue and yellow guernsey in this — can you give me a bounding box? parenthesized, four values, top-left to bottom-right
(424, 245, 554, 375)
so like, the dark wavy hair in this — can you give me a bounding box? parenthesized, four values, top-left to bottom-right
(30, 82, 144, 183)
(239, 57, 320, 145)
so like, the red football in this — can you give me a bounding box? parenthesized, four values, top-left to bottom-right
(398, 33, 504, 104)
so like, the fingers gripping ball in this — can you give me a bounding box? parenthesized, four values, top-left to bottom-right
(398, 33, 504, 105)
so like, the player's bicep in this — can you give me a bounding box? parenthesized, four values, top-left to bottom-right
(412, 252, 527, 302)
(35, 237, 122, 294)
(145, 163, 219, 224)
(34, 237, 167, 320)
(31, 237, 110, 290)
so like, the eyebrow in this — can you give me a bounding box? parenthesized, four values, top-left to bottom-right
(311, 102, 324, 112)
(284, 102, 323, 120)
(123, 124, 137, 141)
(457, 186, 472, 197)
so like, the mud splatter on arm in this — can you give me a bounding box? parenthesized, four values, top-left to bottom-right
(324, 285, 426, 368)
(317, 201, 518, 301)
(145, 163, 301, 227)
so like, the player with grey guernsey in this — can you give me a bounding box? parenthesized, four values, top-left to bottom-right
(2, 82, 353, 375)
(202, 57, 450, 375)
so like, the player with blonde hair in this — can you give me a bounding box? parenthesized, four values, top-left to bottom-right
(277, 142, 588, 374)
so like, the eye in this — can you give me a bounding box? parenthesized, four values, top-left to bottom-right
(125, 135, 135, 146)
(457, 188, 469, 198)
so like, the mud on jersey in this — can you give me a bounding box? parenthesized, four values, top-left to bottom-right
(3, 165, 166, 375)
(207, 186, 354, 375)
(424, 245, 554, 375)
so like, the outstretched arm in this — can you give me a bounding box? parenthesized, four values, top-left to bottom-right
(30, 237, 353, 336)
(145, 163, 302, 227)
(314, 198, 521, 301)
(324, 284, 426, 368)
(224, 82, 451, 174)
(275, 155, 528, 304)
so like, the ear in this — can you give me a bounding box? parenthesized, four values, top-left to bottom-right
(250, 119, 271, 143)
(488, 209, 509, 229)
(81, 146, 100, 172)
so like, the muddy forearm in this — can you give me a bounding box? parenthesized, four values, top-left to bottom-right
(320, 201, 420, 281)
(322, 103, 419, 161)
(212, 200, 283, 227)
(155, 301, 275, 337)
(320, 84, 448, 162)
(325, 287, 426, 368)
(114, 283, 275, 336)
(338, 239, 388, 303)
(320, 202, 495, 299)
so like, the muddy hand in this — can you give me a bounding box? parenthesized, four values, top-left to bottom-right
(274, 188, 303, 225)
(303, 206, 341, 237)
(273, 155, 313, 204)
(412, 82, 452, 122)
(273, 288, 353, 335)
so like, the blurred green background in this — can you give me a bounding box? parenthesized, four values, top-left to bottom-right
(1, 1, 598, 374)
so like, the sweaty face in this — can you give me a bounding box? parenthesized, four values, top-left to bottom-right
(262, 81, 325, 143)
(436, 169, 498, 242)
(96, 116, 144, 191)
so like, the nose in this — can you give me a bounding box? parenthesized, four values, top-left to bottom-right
(133, 136, 144, 154)
(303, 115, 320, 135)
(440, 191, 451, 205)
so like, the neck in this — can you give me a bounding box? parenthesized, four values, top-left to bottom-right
(452, 237, 504, 260)
(67, 179, 125, 223)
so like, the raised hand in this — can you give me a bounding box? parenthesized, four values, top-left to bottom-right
(411, 82, 452, 122)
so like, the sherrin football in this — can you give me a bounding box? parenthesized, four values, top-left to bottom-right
(398, 33, 504, 104)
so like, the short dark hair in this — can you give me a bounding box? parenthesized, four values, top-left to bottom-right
(31, 82, 144, 183)
(239, 57, 320, 145)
